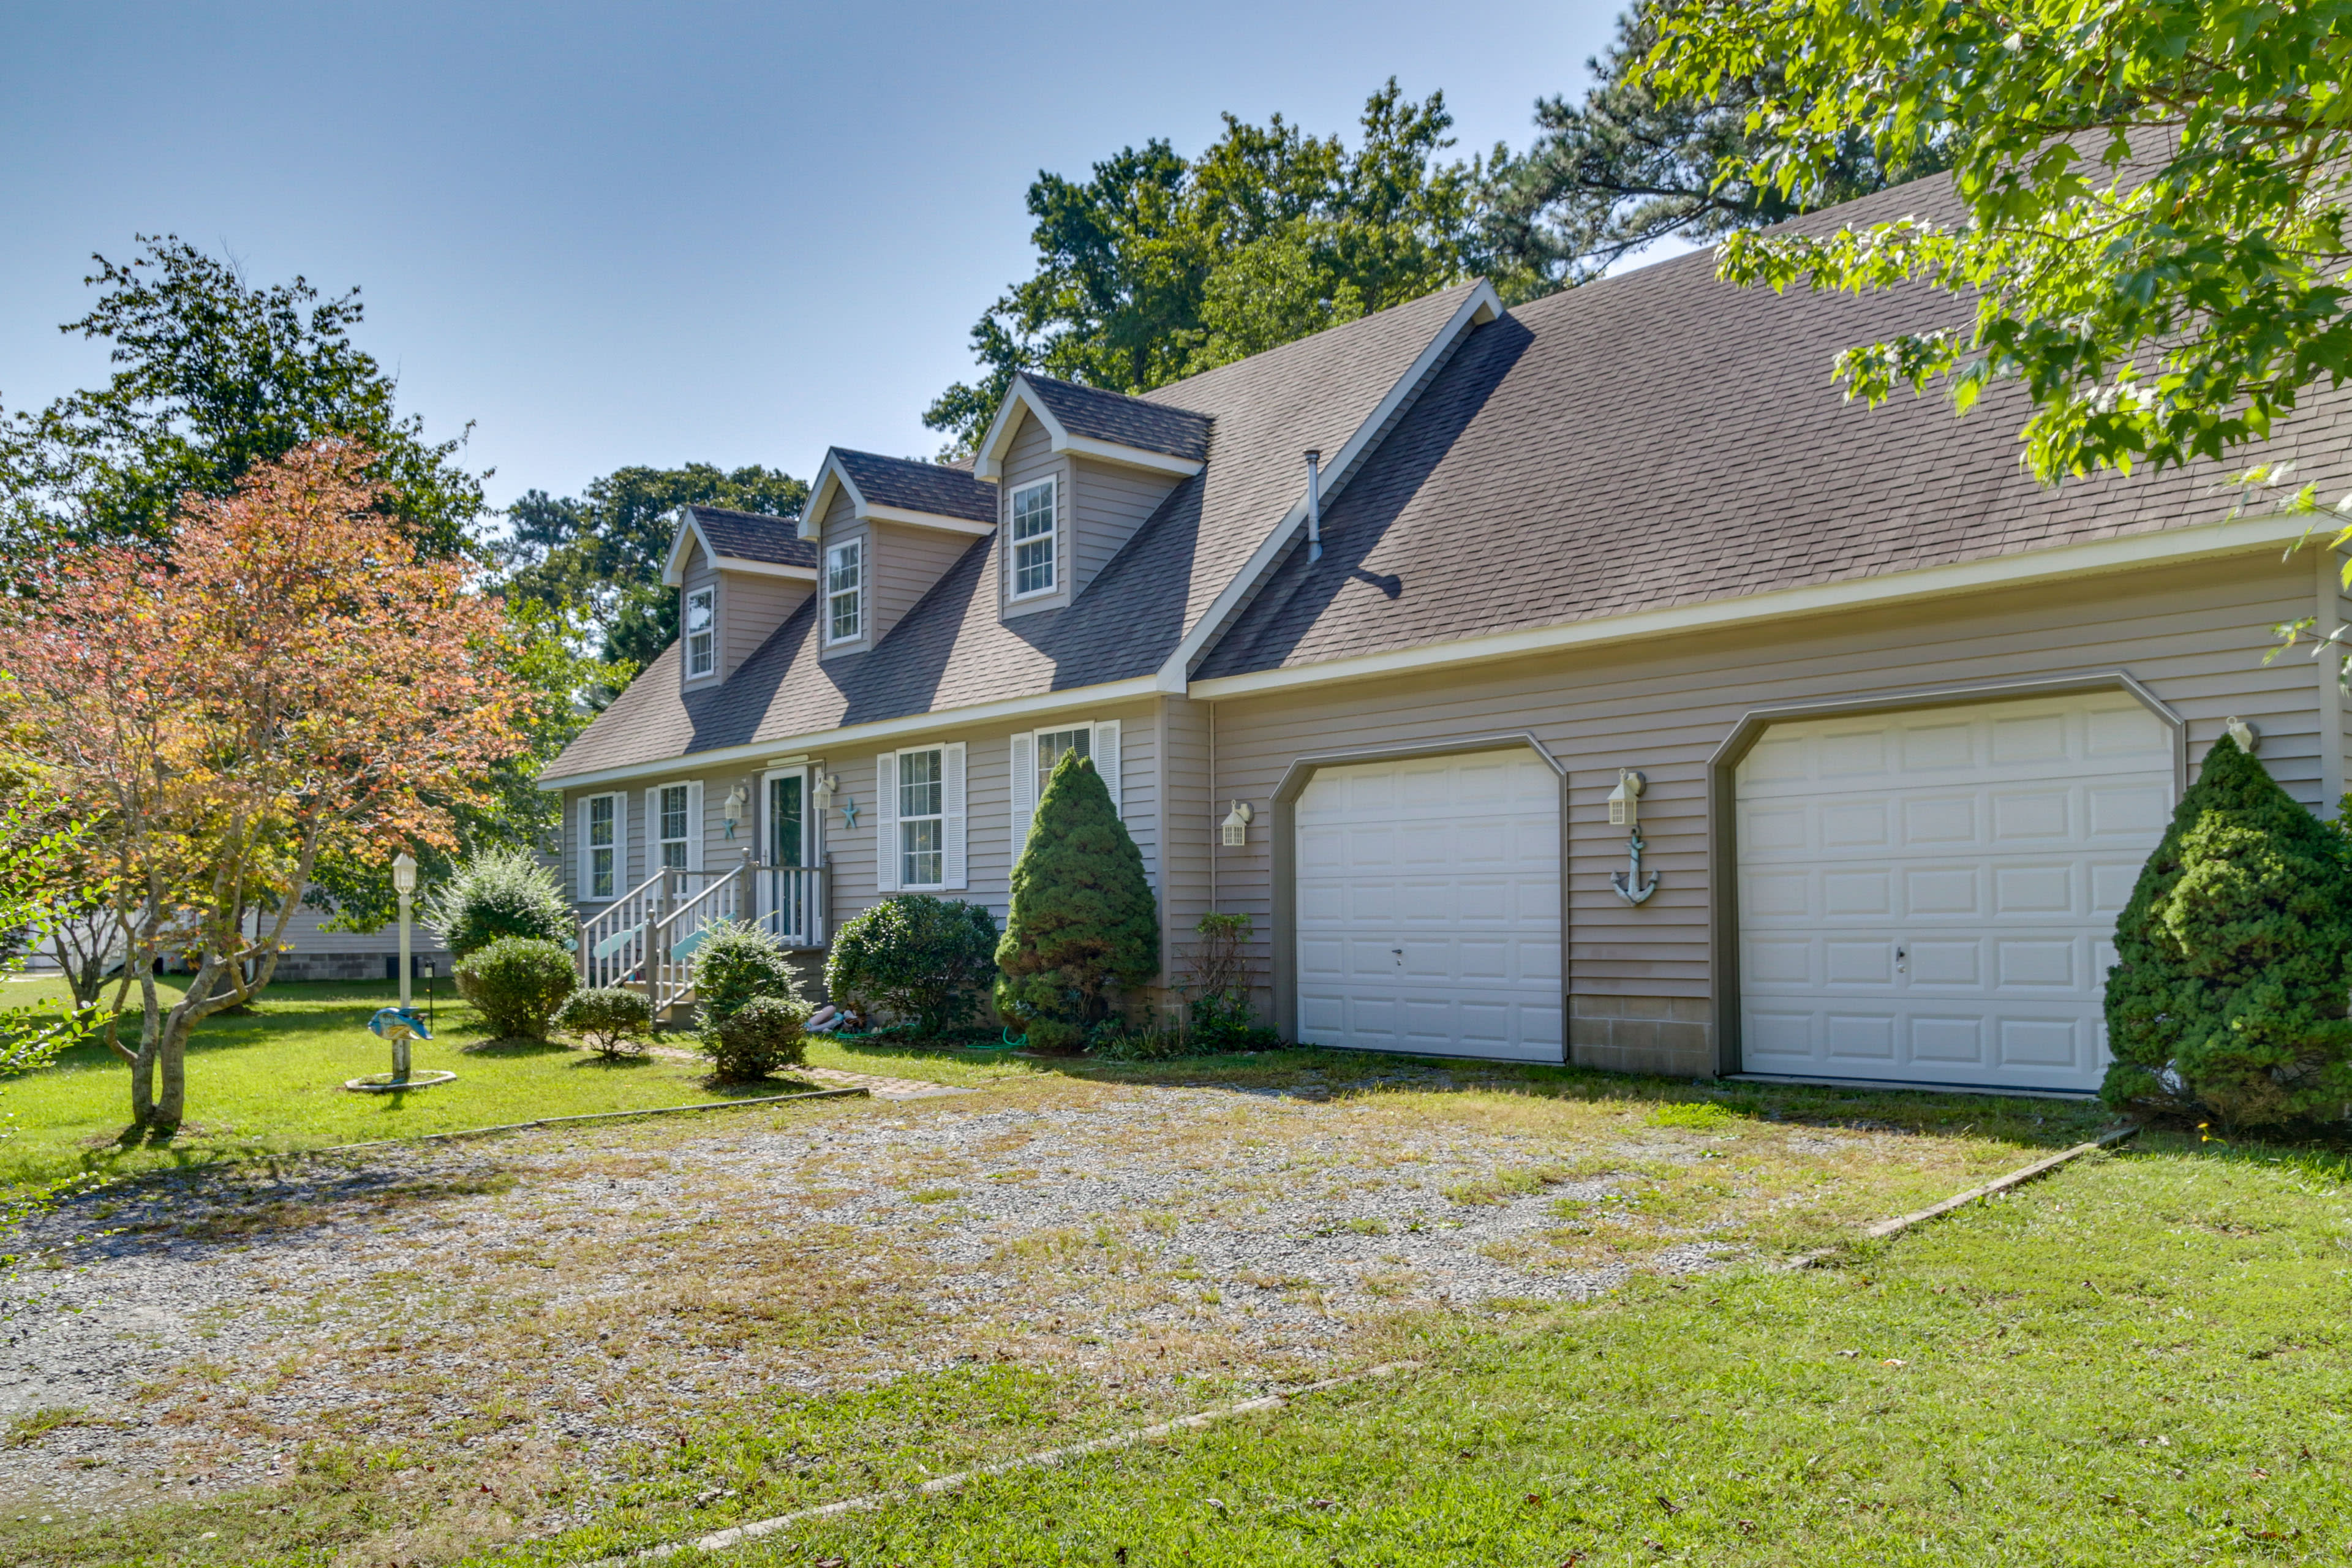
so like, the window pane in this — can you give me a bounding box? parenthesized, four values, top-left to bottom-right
(685, 589, 714, 630)
(661, 786, 688, 842)
(592, 846, 613, 899)
(769, 775, 802, 866)
(1038, 727, 1090, 793)
(589, 796, 614, 847)
(900, 749, 942, 819)
(901, 818, 942, 886)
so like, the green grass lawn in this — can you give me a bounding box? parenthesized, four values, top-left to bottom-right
(0, 975, 862, 1192)
(669, 1139, 2352, 1568)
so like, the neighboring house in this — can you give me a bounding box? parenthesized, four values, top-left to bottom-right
(540, 176, 2352, 1096)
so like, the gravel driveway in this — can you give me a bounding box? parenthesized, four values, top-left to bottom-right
(0, 1068, 1977, 1541)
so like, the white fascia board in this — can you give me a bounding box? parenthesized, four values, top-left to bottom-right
(711, 556, 817, 582)
(660, 510, 711, 588)
(1186, 510, 2324, 701)
(864, 502, 996, 537)
(1150, 280, 1505, 693)
(973, 379, 1065, 482)
(797, 453, 866, 541)
(1060, 433, 1203, 477)
(536, 675, 1162, 792)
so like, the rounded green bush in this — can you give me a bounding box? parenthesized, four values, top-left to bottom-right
(425, 846, 576, 959)
(826, 894, 998, 1036)
(688, 920, 804, 1028)
(705, 993, 811, 1082)
(456, 935, 577, 1040)
(552, 986, 654, 1058)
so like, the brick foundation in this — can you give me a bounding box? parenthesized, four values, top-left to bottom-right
(1570, 995, 1716, 1078)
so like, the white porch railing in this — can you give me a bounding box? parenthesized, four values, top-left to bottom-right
(578, 856, 829, 1016)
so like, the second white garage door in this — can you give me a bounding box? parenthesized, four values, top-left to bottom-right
(1735, 690, 2174, 1092)
(1295, 748, 1562, 1061)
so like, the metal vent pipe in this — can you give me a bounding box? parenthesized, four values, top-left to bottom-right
(1305, 448, 1323, 562)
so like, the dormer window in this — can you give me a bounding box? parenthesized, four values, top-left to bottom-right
(826, 541, 862, 643)
(684, 586, 716, 677)
(1009, 478, 1057, 598)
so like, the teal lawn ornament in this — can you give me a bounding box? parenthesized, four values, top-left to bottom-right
(345, 851, 456, 1092)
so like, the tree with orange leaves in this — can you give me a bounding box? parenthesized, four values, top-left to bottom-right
(0, 440, 529, 1129)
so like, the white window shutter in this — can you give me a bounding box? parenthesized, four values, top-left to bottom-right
(576, 797, 591, 900)
(1093, 720, 1122, 817)
(875, 752, 901, 893)
(687, 780, 705, 870)
(645, 787, 660, 881)
(1009, 731, 1036, 855)
(616, 792, 628, 886)
(943, 742, 967, 889)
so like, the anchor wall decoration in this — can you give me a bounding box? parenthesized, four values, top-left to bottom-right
(1606, 769, 1659, 906)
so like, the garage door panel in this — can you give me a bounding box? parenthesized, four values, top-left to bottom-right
(1296, 748, 1561, 1063)
(1737, 692, 2170, 1091)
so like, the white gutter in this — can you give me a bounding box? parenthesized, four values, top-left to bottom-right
(538, 674, 1163, 792)
(1188, 509, 2324, 700)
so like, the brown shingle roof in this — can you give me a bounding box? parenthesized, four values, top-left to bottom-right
(540, 284, 1476, 782)
(1194, 188, 2352, 680)
(832, 448, 997, 524)
(1023, 375, 1213, 461)
(688, 505, 816, 570)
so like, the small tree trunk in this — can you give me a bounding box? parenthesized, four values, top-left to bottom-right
(129, 970, 160, 1128)
(156, 1009, 191, 1128)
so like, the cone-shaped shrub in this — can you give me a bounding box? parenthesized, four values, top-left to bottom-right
(994, 752, 1158, 1039)
(2104, 733, 2352, 1126)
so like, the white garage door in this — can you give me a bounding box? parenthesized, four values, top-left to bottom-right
(1295, 748, 1562, 1061)
(1735, 691, 2174, 1092)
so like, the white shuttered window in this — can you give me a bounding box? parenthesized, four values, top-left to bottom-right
(578, 792, 624, 900)
(876, 745, 966, 891)
(1009, 719, 1122, 853)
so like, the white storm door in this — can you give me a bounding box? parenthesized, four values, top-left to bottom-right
(1295, 748, 1562, 1062)
(1735, 691, 2173, 1092)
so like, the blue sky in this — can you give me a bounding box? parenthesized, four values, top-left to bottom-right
(0, 1, 1624, 512)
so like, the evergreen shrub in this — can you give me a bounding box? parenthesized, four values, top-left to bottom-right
(426, 846, 575, 959)
(706, 994, 811, 1081)
(689, 920, 804, 1028)
(2103, 733, 2352, 1126)
(993, 752, 1158, 1039)
(826, 894, 999, 1035)
(552, 986, 654, 1058)
(456, 936, 576, 1040)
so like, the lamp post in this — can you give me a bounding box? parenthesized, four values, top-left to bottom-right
(391, 850, 417, 1082)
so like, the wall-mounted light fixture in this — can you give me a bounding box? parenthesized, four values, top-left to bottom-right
(812, 771, 838, 807)
(2224, 715, 2262, 753)
(1221, 800, 1254, 847)
(721, 783, 750, 839)
(1607, 769, 1646, 826)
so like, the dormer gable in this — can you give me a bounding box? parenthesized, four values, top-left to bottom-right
(976, 377, 1213, 616)
(661, 505, 818, 689)
(972, 374, 1212, 483)
(801, 448, 995, 659)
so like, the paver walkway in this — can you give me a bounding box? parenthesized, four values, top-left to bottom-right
(640, 1042, 970, 1100)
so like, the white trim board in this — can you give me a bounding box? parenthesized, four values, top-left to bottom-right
(1188, 510, 2327, 700)
(1153, 281, 1505, 694)
(538, 675, 1164, 792)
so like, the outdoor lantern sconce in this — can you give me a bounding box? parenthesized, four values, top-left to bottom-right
(1221, 800, 1254, 847)
(1607, 770, 1659, 907)
(2225, 715, 2262, 753)
(722, 783, 749, 839)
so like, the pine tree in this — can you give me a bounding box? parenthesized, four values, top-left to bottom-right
(994, 752, 1158, 1044)
(2104, 734, 2352, 1127)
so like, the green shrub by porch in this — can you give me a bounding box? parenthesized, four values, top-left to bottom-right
(425, 846, 576, 958)
(455, 936, 576, 1040)
(689, 920, 805, 1028)
(2103, 733, 2352, 1126)
(993, 752, 1158, 1036)
(826, 894, 998, 1035)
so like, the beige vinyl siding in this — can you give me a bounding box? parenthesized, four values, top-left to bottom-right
(1193, 550, 2332, 1023)
(870, 520, 974, 646)
(719, 570, 813, 680)
(1156, 695, 1213, 1008)
(816, 489, 869, 658)
(1070, 455, 1180, 598)
(1000, 412, 1069, 617)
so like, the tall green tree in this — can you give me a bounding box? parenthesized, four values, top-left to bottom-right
(925, 81, 1501, 448)
(993, 753, 1158, 1046)
(1481, 5, 1945, 290)
(0, 236, 486, 567)
(1646, 0, 2352, 484)
(500, 462, 807, 669)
